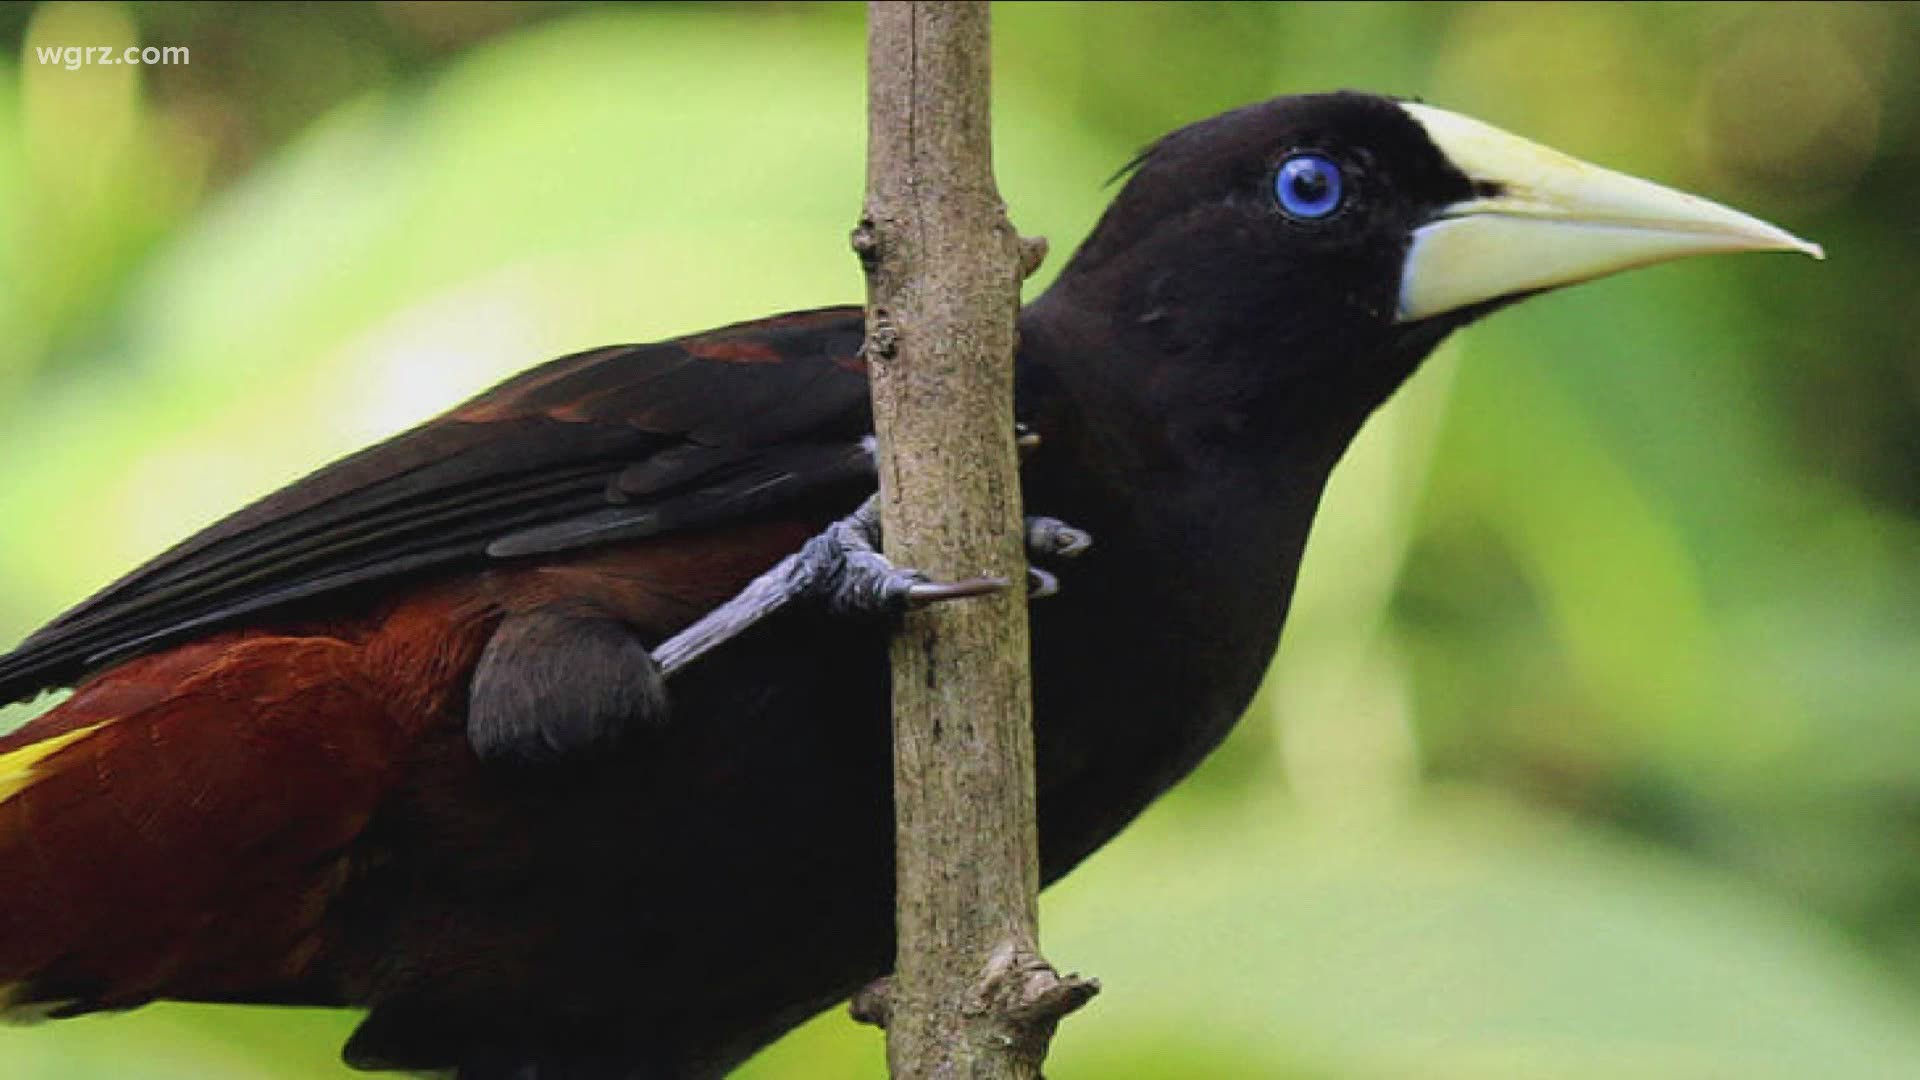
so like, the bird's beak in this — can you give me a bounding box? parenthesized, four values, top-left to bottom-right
(1396, 103, 1823, 323)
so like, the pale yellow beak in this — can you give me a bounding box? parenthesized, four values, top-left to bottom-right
(1397, 103, 1823, 323)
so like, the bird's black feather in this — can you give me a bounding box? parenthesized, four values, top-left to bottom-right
(467, 607, 667, 766)
(0, 310, 872, 703)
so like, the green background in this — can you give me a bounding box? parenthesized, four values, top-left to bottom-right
(0, 2, 1915, 1077)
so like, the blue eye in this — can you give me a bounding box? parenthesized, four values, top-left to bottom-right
(1274, 154, 1343, 219)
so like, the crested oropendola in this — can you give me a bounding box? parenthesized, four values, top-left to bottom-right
(0, 93, 1819, 1078)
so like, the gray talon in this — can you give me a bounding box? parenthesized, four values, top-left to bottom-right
(906, 577, 1011, 607)
(1026, 516, 1092, 560)
(1028, 567, 1060, 599)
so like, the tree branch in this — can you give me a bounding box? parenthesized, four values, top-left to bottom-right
(855, 2, 1093, 1076)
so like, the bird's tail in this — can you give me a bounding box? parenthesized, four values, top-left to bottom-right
(0, 633, 406, 1017)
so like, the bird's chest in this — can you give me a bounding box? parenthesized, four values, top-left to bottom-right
(1020, 466, 1311, 877)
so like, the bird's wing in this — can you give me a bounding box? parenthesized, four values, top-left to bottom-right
(0, 307, 875, 705)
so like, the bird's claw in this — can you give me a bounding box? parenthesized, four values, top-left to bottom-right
(814, 514, 1003, 618)
(1026, 516, 1092, 560)
(905, 576, 1010, 607)
(895, 567, 1061, 607)
(898, 516, 1086, 608)
(816, 500, 1090, 616)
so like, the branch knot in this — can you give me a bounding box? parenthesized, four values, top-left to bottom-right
(852, 218, 883, 273)
(970, 942, 1099, 1025)
(865, 311, 900, 362)
(1017, 235, 1049, 282)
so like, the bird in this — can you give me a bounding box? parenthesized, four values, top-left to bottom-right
(0, 92, 1819, 1078)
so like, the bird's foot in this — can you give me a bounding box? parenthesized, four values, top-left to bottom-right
(651, 496, 1091, 677)
(802, 497, 1008, 617)
(804, 497, 1090, 615)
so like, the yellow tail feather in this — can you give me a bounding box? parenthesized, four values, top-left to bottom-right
(0, 722, 111, 805)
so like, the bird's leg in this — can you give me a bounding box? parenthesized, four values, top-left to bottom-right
(651, 496, 1091, 678)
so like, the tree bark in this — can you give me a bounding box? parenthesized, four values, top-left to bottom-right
(854, 2, 1093, 1077)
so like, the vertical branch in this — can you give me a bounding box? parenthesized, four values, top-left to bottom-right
(855, 2, 1093, 1077)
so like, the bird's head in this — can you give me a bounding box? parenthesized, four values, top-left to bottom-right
(1040, 92, 1820, 452)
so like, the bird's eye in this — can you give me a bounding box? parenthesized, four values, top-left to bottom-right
(1274, 154, 1344, 219)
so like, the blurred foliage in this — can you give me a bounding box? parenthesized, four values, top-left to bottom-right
(0, 2, 1915, 1077)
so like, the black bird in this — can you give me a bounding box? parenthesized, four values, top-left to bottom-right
(0, 93, 1817, 1078)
